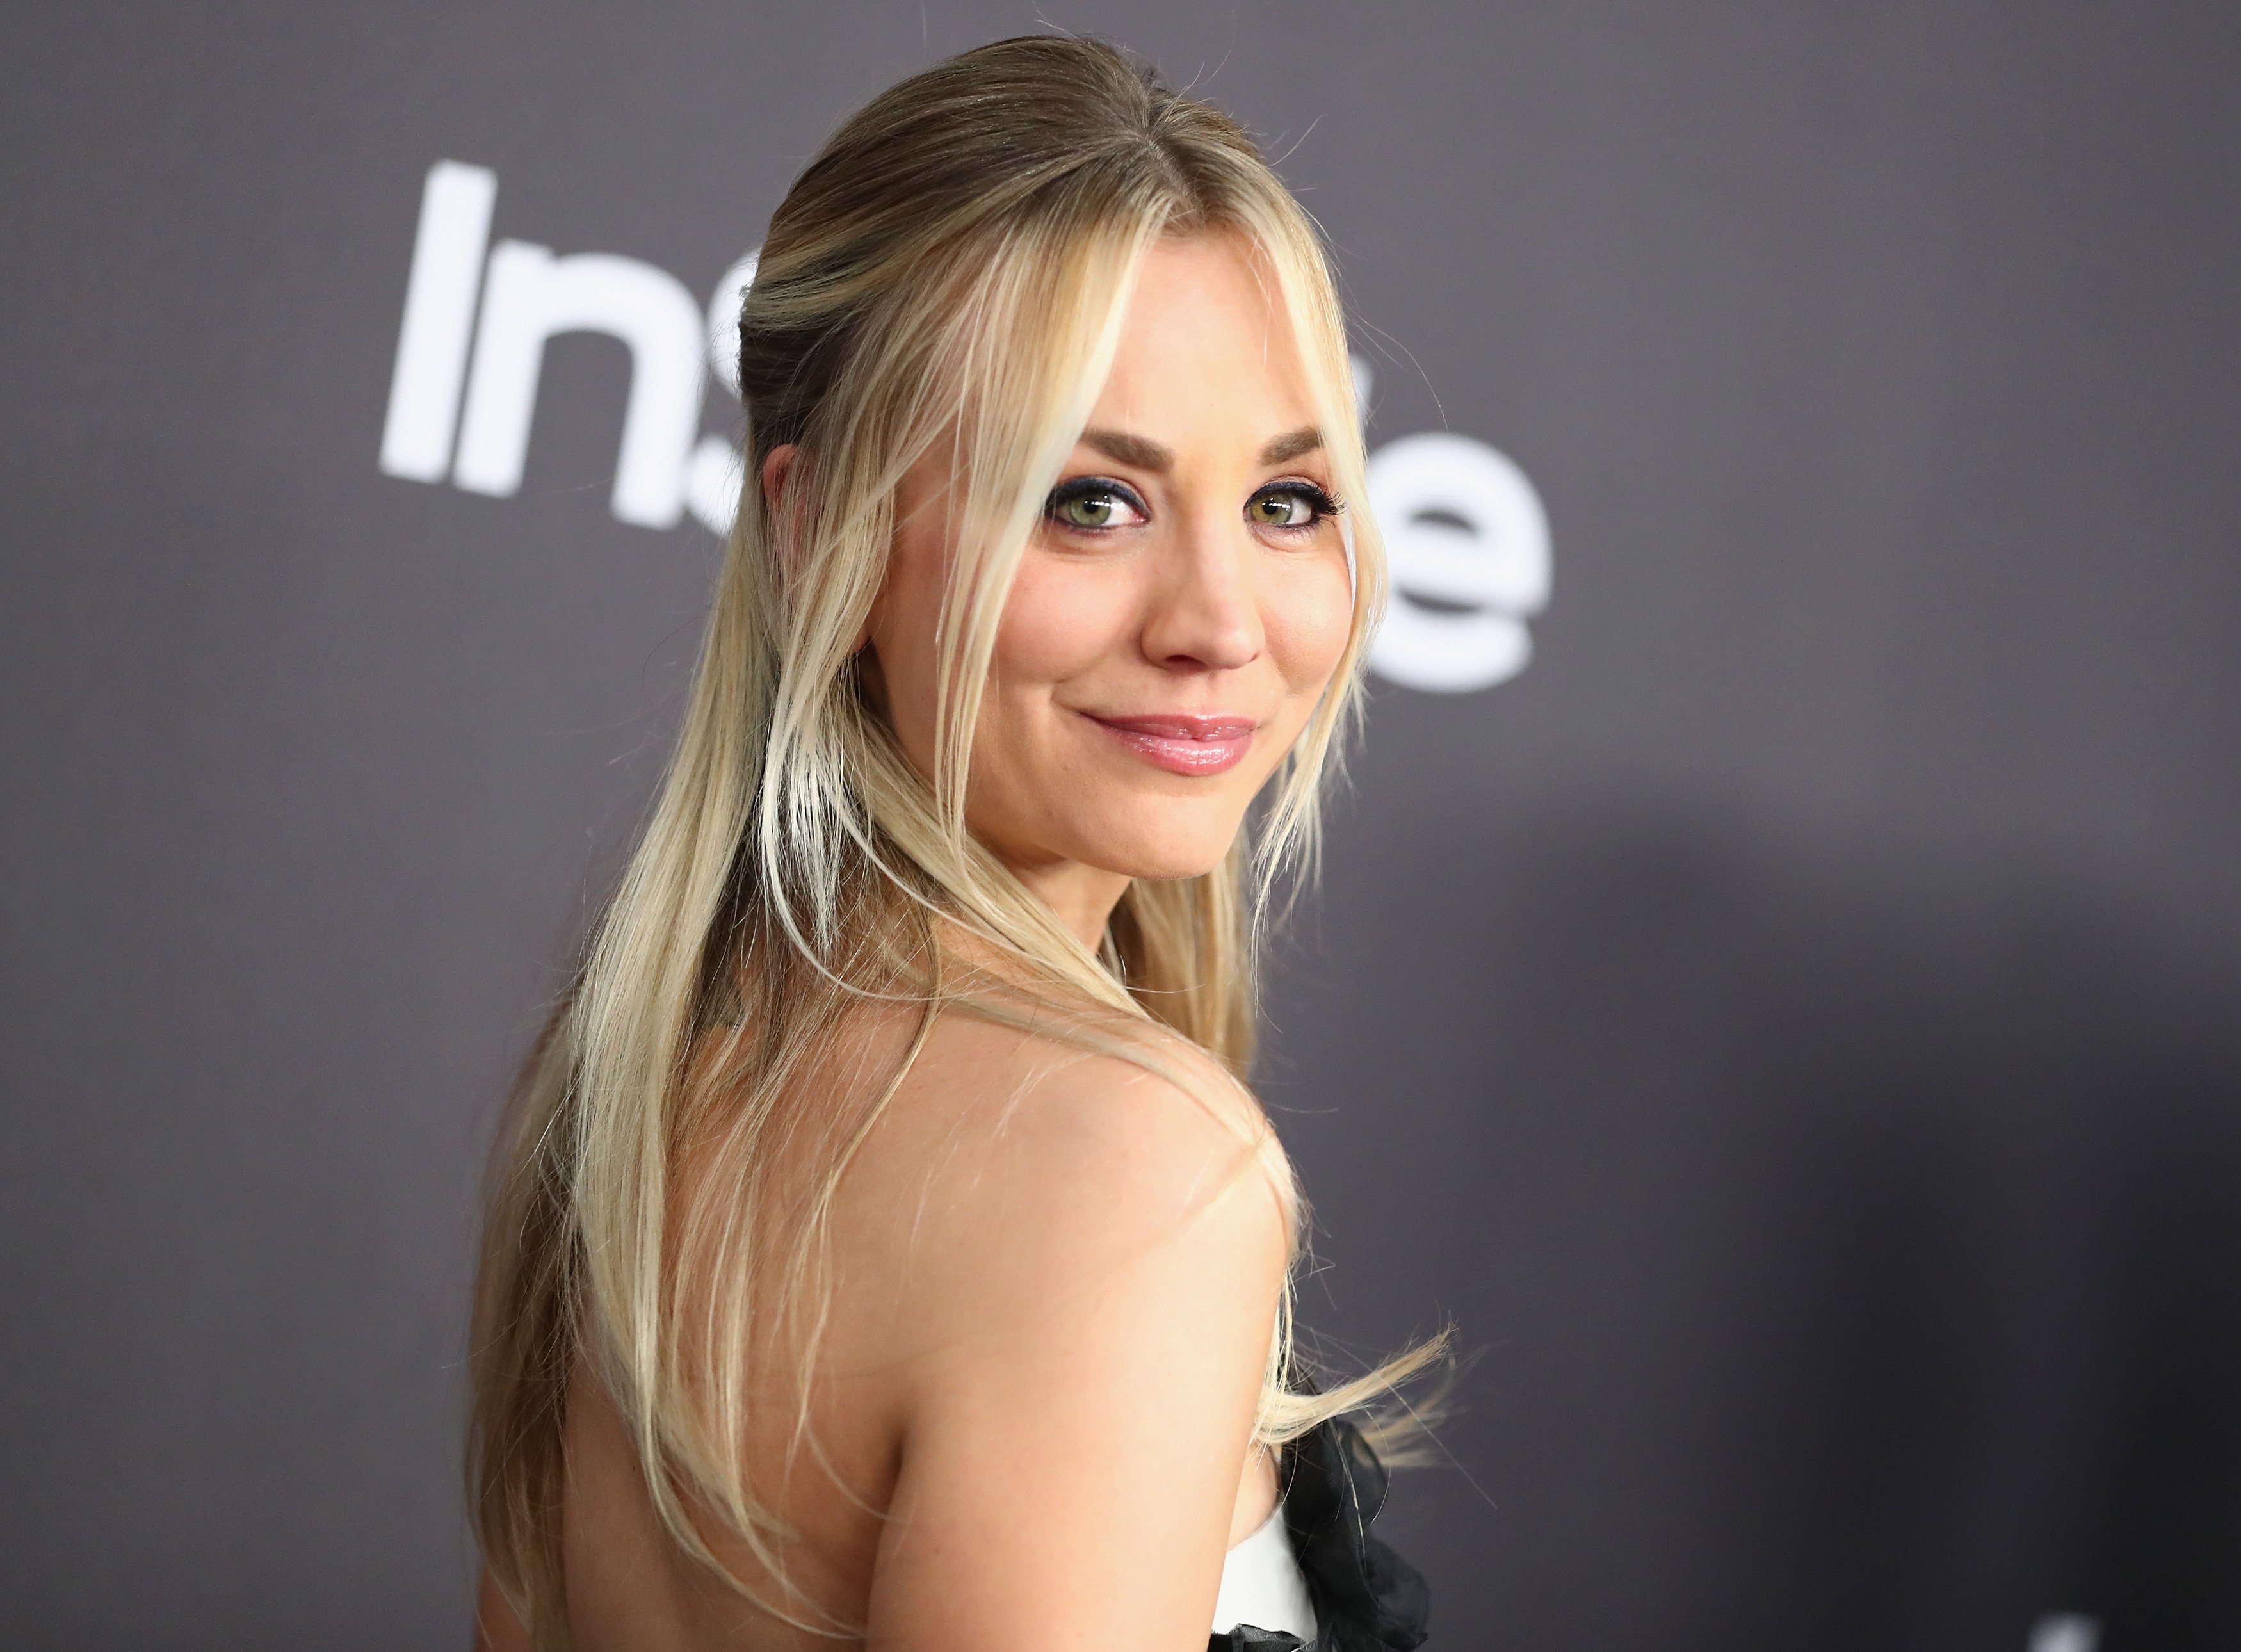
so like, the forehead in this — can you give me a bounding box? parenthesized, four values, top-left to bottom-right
(1087, 232, 1317, 438)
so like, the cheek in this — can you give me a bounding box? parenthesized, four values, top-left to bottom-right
(1261, 553, 1357, 692)
(992, 553, 1138, 687)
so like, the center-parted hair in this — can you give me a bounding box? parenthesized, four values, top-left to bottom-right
(471, 35, 1434, 1642)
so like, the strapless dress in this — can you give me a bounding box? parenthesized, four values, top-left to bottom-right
(1207, 1417, 1429, 1652)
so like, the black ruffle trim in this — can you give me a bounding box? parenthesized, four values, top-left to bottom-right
(1209, 1632, 1315, 1652)
(1208, 1417, 1430, 1652)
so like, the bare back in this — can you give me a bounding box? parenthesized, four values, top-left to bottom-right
(480, 1003, 1289, 1652)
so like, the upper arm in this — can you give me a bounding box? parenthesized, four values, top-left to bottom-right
(856, 1043, 1290, 1652)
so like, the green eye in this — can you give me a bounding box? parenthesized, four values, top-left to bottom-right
(1058, 490, 1120, 528)
(1045, 479, 1147, 531)
(1249, 485, 1334, 529)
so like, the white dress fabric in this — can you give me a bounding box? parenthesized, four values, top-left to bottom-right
(1212, 1503, 1318, 1640)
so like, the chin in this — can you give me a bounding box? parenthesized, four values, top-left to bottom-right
(1077, 823, 1246, 884)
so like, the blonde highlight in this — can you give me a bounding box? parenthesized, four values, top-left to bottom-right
(470, 35, 1437, 1645)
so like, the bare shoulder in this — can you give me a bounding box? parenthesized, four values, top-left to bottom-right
(829, 1003, 1295, 1354)
(840, 1010, 1297, 1649)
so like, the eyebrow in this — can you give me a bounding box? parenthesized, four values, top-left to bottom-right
(1078, 423, 1325, 472)
(1257, 425, 1323, 466)
(1081, 428, 1174, 471)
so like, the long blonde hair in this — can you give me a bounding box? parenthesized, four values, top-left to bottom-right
(471, 35, 1439, 1642)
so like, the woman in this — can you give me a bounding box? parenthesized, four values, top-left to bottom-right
(472, 36, 1440, 1652)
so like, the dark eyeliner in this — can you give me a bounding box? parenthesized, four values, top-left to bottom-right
(1044, 474, 1148, 519)
(1253, 479, 1345, 524)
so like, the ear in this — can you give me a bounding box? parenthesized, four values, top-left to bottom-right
(760, 443, 805, 590)
(766, 442, 883, 655)
(760, 443, 799, 512)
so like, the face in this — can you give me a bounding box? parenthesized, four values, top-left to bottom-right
(860, 232, 1355, 939)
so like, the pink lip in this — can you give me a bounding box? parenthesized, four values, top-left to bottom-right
(1083, 711, 1258, 776)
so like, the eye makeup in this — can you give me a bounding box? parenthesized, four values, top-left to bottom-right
(1040, 476, 1343, 535)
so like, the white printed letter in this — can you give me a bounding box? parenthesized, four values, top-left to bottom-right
(1366, 433, 1551, 693)
(682, 250, 762, 536)
(380, 161, 496, 482)
(452, 242, 706, 528)
(706, 249, 760, 398)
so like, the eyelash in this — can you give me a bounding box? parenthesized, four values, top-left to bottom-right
(1040, 476, 1345, 536)
(1254, 480, 1345, 532)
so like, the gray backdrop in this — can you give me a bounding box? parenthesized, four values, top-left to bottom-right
(4, 3, 2238, 1647)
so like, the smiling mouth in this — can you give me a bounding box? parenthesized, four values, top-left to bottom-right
(1081, 712, 1259, 776)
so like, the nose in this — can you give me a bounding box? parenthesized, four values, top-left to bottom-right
(1140, 515, 1265, 674)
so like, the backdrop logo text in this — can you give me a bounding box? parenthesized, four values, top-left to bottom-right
(379, 161, 1550, 691)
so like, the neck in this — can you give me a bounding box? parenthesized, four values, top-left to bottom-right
(1007, 857, 1133, 952)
